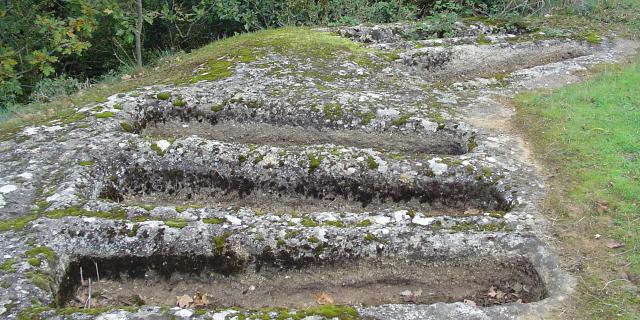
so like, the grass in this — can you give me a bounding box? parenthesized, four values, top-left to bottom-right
(514, 59, 640, 319)
(0, 27, 382, 140)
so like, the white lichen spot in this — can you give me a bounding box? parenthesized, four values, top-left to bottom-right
(23, 127, 40, 135)
(427, 158, 448, 176)
(372, 215, 391, 225)
(392, 210, 408, 222)
(18, 172, 33, 180)
(412, 214, 435, 226)
(225, 215, 242, 226)
(0, 185, 17, 194)
(212, 310, 237, 320)
(156, 140, 171, 152)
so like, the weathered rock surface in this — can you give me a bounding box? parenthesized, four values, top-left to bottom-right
(0, 20, 638, 319)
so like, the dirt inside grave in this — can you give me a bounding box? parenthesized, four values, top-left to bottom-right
(142, 122, 468, 156)
(64, 257, 545, 309)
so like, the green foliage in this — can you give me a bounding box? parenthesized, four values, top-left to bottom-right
(29, 76, 82, 103)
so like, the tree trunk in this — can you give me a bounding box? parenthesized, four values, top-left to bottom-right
(134, 0, 143, 72)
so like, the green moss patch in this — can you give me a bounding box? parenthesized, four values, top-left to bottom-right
(95, 111, 114, 119)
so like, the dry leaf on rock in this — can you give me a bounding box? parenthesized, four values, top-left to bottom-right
(487, 286, 497, 298)
(464, 208, 480, 215)
(464, 299, 477, 307)
(176, 294, 193, 308)
(315, 292, 334, 305)
(192, 292, 209, 307)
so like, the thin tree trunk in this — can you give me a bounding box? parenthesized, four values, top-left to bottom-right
(134, 0, 143, 72)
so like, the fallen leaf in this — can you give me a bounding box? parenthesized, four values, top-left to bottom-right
(606, 240, 624, 249)
(487, 286, 497, 298)
(625, 272, 639, 285)
(464, 208, 480, 215)
(192, 292, 209, 307)
(413, 289, 422, 297)
(315, 292, 334, 305)
(512, 282, 523, 293)
(399, 290, 413, 297)
(176, 294, 193, 308)
(464, 299, 477, 307)
(595, 200, 609, 214)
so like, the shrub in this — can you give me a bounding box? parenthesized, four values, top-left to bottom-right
(29, 76, 82, 103)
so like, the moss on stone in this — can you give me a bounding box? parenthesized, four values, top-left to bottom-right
(120, 122, 135, 133)
(323, 220, 345, 228)
(156, 92, 171, 100)
(26, 271, 52, 291)
(476, 34, 493, 45)
(391, 113, 412, 126)
(300, 217, 319, 227)
(46, 207, 127, 220)
(203, 217, 225, 224)
(150, 143, 164, 156)
(308, 154, 322, 173)
(0, 214, 39, 232)
(164, 219, 188, 228)
(172, 99, 187, 107)
(78, 160, 94, 166)
(0, 258, 16, 272)
(355, 219, 372, 227)
(211, 103, 224, 112)
(322, 103, 343, 121)
(25, 246, 55, 265)
(95, 111, 114, 119)
(212, 232, 231, 254)
(366, 155, 379, 170)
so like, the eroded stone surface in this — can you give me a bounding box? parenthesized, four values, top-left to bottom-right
(0, 20, 638, 319)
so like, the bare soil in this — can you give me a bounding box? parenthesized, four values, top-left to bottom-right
(65, 258, 544, 309)
(142, 122, 466, 155)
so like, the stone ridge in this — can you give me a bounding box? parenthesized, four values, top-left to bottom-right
(0, 21, 637, 319)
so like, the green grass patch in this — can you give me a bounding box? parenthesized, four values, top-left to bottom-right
(78, 160, 94, 166)
(514, 60, 640, 319)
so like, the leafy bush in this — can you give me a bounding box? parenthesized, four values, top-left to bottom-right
(29, 76, 83, 103)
